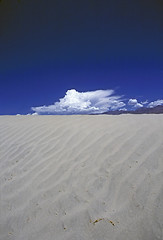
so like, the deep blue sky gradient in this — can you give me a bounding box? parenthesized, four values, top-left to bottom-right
(0, 0, 162, 114)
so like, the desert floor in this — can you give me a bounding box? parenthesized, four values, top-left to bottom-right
(0, 115, 163, 240)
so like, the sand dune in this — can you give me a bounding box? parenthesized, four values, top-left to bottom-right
(0, 115, 163, 240)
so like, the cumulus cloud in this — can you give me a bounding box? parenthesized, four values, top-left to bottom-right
(128, 99, 143, 108)
(148, 99, 163, 108)
(31, 89, 126, 115)
(128, 99, 138, 105)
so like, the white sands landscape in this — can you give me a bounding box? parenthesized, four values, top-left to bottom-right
(0, 115, 163, 240)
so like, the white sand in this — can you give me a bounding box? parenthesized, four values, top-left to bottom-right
(0, 115, 163, 240)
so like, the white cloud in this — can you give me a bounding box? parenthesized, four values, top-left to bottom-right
(141, 100, 148, 105)
(128, 99, 138, 105)
(148, 99, 163, 108)
(135, 103, 143, 108)
(128, 99, 143, 108)
(119, 108, 127, 111)
(31, 89, 126, 115)
(32, 112, 38, 116)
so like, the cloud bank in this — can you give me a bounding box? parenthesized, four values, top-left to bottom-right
(148, 99, 163, 108)
(31, 89, 126, 115)
(31, 89, 163, 115)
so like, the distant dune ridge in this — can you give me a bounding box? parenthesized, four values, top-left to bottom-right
(0, 115, 163, 240)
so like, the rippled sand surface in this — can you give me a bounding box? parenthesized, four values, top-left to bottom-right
(0, 115, 163, 240)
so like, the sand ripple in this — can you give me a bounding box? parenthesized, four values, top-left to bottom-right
(0, 115, 163, 240)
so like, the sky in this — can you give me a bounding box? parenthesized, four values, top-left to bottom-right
(0, 0, 162, 114)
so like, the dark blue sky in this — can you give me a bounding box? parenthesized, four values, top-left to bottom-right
(0, 0, 162, 114)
